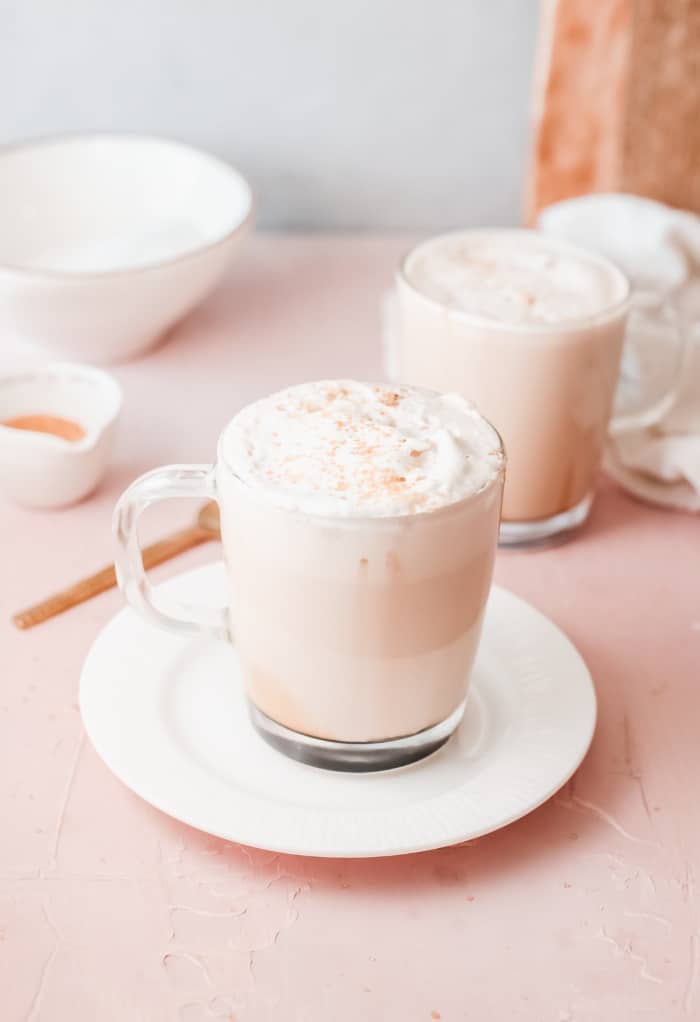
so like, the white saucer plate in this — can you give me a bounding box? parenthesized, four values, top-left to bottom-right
(80, 563, 596, 858)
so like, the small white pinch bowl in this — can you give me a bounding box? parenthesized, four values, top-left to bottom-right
(0, 134, 254, 363)
(0, 363, 123, 508)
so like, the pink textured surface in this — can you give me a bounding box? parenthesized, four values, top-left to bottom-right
(1, 235, 699, 1021)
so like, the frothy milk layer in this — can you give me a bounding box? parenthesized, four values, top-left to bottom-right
(223, 380, 503, 516)
(404, 231, 628, 326)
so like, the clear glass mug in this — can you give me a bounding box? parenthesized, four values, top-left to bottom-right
(384, 230, 687, 545)
(113, 412, 505, 772)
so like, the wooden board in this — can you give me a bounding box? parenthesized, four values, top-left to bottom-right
(526, 0, 700, 222)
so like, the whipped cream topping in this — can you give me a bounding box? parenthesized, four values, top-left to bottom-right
(404, 230, 628, 326)
(222, 380, 503, 516)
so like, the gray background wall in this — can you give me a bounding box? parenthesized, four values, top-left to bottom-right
(2, 0, 539, 230)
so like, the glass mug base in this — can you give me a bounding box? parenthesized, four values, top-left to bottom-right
(498, 491, 594, 547)
(248, 700, 467, 772)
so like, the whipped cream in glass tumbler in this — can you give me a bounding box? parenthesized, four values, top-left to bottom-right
(386, 229, 685, 544)
(114, 381, 505, 771)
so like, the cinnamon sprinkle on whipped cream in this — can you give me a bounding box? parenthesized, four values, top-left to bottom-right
(222, 380, 503, 516)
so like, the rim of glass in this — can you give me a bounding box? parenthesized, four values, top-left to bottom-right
(398, 227, 632, 333)
(216, 387, 506, 526)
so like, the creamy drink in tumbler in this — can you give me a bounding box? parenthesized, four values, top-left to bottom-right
(115, 380, 505, 770)
(392, 230, 631, 544)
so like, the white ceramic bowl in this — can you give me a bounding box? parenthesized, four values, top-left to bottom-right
(0, 363, 123, 507)
(0, 135, 254, 363)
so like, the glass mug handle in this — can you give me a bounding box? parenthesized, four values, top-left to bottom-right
(113, 464, 230, 641)
(609, 290, 689, 436)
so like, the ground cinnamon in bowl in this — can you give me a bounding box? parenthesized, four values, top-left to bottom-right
(2, 415, 86, 442)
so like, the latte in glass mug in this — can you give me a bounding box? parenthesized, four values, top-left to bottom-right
(114, 380, 505, 770)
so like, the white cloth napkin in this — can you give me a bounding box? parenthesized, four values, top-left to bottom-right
(538, 193, 700, 512)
